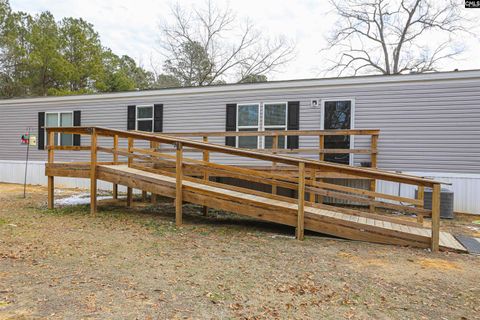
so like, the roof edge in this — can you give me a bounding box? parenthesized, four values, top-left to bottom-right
(1, 69, 480, 106)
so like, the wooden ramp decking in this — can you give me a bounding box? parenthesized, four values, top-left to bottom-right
(96, 164, 466, 252)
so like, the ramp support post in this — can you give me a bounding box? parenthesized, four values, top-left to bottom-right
(309, 169, 316, 202)
(318, 135, 325, 204)
(126, 137, 134, 207)
(150, 141, 159, 204)
(175, 142, 183, 226)
(112, 134, 118, 199)
(431, 184, 441, 252)
(151, 194, 157, 204)
(127, 137, 133, 166)
(369, 134, 378, 212)
(416, 186, 425, 224)
(47, 176, 54, 209)
(127, 188, 133, 207)
(271, 135, 278, 195)
(112, 183, 118, 200)
(296, 162, 305, 240)
(90, 128, 97, 215)
(47, 130, 55, 209)
(202, 136, 209, 216)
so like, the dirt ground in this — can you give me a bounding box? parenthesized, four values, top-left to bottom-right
(0, 183, 479, 319)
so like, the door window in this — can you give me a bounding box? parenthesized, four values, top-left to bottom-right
(323, 100, 352, 164)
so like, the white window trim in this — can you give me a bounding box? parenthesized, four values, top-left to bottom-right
(320, 98, 355, 166)
(135, 105, 154, 132)
(236, 103, 260, 148)
(45, 111, 74, 146)
(262, 101, 288, 149)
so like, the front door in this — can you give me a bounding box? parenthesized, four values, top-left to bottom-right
(322, 100, 352, 165)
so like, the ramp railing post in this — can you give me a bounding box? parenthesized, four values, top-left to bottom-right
(112, 134, 118, 200)
(296, 162, 305, 240)
(202, 136, 209, 216)
(126, 137, 133, 207)
(127, 137, 133, 167)
(318, 135, 324, 204)
(309, 168, 316, 202)
(271, 134, 278, 195)
(369, 134, 378, 212)
(431, 184, 441, 252)
(150, 141, 159, 204)
(90, 128, 97, 215)
(47, 130, 55, 210)
(416, 185, 425, 224)
(175, 142, 183, 226)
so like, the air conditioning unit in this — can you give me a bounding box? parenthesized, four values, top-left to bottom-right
(415, 188, 454, 219)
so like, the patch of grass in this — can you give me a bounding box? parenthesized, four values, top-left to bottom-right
(43, 204, 90, 216)
(140, 204, 174, 215)
(142, 219, 178, 236)
(98, 206, 135, 219)
(205, 291, 231, 304)
(38, 203, 132, 220)
(0, 218, 7, 226)
(0, 300, 12, 307)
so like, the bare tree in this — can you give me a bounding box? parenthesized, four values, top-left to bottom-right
(323, 0, 470, 76)
(158, 0, 295, 86)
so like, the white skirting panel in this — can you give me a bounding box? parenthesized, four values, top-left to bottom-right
(0, 161, 478, 214)
(0, 160, 119, 191)
(376, 171, 480, 215)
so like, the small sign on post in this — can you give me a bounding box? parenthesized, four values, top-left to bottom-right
(29, 135, 37, 146)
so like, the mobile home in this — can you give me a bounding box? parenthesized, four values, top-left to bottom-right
(0, 70, 479, 214)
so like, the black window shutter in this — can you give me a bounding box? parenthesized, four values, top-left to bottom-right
(153, 104, 163, 132)
(287, 101, 300, 149)
(73, 110, 81, 146)
(225, 103, 237, 146)
(127, 105, 136, 130)
(38, 112, 45, 150)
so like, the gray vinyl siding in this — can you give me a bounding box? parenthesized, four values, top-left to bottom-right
(0, 72, 479, 174)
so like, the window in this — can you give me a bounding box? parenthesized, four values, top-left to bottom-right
(136, 105, 154, 132)
(237, 104, 260, 148)
(235, 102, 289, 149)
(322, 99, 353, 165)
(45, 112, 73, 146)
(263, 102, 287, 149)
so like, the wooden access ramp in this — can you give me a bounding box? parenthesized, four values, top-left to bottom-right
(97, 164, 465, 251)
(44, 126, 466, 253)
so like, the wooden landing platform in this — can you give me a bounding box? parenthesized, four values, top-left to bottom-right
(80, 164, 463, 252)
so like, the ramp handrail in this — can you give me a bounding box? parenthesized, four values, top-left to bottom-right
(149, 129, 380, 172)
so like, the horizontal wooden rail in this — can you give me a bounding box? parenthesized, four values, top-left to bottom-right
(48, 145, 91, 151)
(308, 179, 423, 206)
(151, 147, 375, 155)
(44, 127, 379, 137)
(159, 129, 381, 137)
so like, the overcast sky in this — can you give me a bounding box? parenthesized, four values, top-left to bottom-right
(9, 0, 480, 80)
